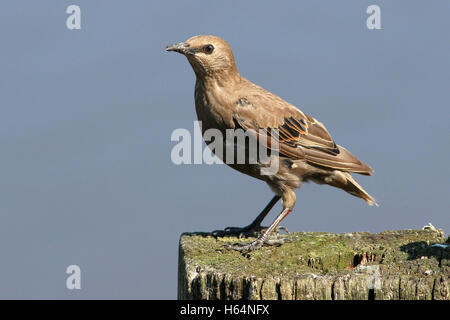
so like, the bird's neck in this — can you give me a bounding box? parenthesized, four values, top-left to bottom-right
(196, 69, 242, 89)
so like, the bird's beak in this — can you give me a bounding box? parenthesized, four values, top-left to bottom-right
(165, 42, 191, 54)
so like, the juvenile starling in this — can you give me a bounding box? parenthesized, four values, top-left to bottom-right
(166, 35, 377, 252)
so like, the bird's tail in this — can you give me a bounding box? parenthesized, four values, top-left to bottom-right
(330, 172, 378, 206)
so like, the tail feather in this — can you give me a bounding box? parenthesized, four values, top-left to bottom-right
(327, 171, 378, 206)
(304, 145, 374, 176)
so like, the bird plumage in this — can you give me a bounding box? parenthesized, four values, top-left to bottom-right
(166, 35, 377, 251)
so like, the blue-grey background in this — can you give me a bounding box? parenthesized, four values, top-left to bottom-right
(0, 0, 448, 299)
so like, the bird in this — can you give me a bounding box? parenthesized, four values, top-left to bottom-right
(166, 35, 377, 252)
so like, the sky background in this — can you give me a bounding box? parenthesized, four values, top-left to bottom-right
(0, 0, 449, 299)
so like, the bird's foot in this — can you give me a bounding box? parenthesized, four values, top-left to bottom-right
(212, 224, 288, 239)
(223, 236, 291, 252)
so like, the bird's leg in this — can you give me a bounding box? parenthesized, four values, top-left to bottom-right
(212, 196, 282, 238)
(224, 206, 292, 252)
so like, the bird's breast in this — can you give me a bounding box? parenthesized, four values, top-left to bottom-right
(194, 82, 235, 134)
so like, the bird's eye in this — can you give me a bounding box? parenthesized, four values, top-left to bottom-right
(203, 44, 214, 54)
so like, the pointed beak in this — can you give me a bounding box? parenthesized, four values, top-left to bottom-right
(165, 42, 190, 54)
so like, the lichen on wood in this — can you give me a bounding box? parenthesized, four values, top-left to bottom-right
(178, 229, 449, 300)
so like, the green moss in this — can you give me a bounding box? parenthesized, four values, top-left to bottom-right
(179, 229, 450, 300)
(180, 229, 447, 279)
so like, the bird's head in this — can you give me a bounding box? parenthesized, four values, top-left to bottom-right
(166, 35, 237, 78)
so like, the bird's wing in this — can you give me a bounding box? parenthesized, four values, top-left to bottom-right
(232, 91, 373, 175)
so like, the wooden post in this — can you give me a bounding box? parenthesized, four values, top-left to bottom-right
(178, 229, 449, 300)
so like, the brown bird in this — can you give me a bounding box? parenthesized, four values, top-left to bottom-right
(166, 35, 377, 251)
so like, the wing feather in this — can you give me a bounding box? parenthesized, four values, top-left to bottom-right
(233, 92, 373, 175)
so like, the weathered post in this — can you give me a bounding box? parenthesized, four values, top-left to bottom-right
(178, 229, 449, 300)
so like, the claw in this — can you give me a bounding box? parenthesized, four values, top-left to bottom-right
(219, 202, 291, 252)
(265, 238, 291, 246)
(223, 237, 290, 252)
(212, 224, 288, 239)
(277, 226, 289, 234)
(223, 239, 264, 252)
(212, 225, 262, 238)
